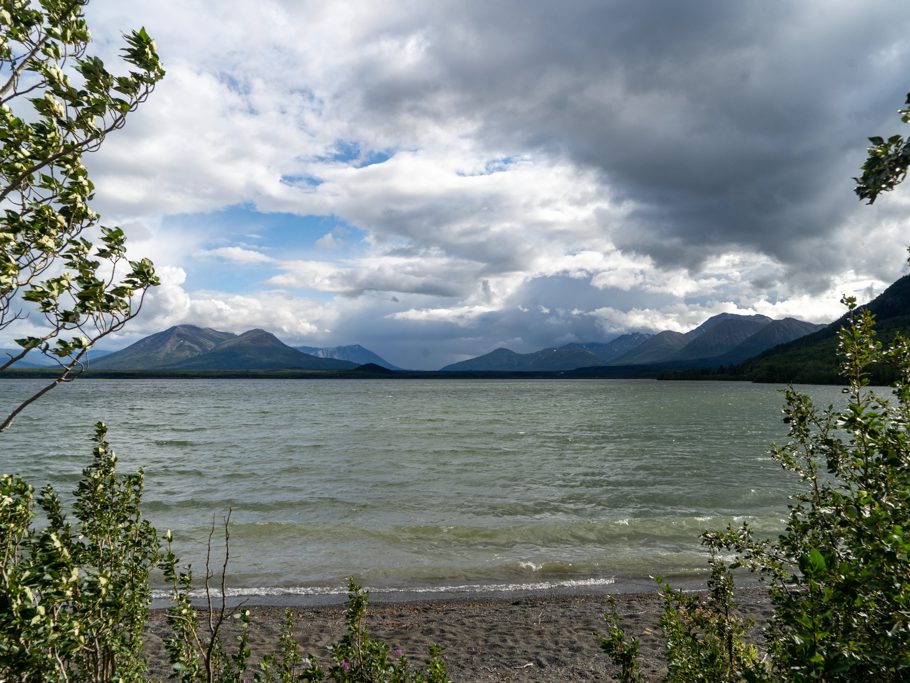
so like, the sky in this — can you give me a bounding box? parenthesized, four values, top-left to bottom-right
(30, 0, 910, 369)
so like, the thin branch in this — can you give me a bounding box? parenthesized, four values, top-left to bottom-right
(0, 360, 74, 431)
(219, 508, 232, 623)
(0, 293, 144, 430)
(0, 35, 50, 101)
(2, 77, 47, 104)
(202, 514, 216, 683)
(0, 0, 84, 101)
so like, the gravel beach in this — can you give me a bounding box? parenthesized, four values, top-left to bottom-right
(143, 586, 772, 682)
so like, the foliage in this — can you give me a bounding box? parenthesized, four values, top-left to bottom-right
(602, 297, 910, 681)
(0, 422, 159, 681)
(0, 0, 163, 431)
(161, 566, 448, 683)
(656, 558, 763, 683)
(254, 609, 323, 682)
(324, 578, 449, 683)
(598, 598, 643, 683)
(599, 558, 763, 683)
(855, 92, 910, 203)
(0, 421, 450, 682)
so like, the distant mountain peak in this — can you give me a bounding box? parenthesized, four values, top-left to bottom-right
(93, 324, 236, 370)
(561, 333, 652, 363)
(687, 312, 772, 339)
(294, 343, 400, 370)
(441, 346, 603, 372)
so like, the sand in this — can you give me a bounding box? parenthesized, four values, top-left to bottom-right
(142, 586, 772, 682)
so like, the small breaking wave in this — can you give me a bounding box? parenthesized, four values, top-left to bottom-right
(150, 576, 616, 600)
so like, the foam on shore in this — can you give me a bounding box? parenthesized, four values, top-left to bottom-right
(147, 570, 749, 609)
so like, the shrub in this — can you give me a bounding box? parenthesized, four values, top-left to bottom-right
(0, 422, 158, 681)
(708, 297, 910, 679)
(601, 297, 910, 681)
(599, 556, 763, 683)
(324, 578, 449, 683)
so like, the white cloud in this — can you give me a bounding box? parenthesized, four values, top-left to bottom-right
(125, 283, 333, 343)
(390, 304, 497, 325)
(315, 232, 343, 250)
(196, 246, 274, 265)
(267, 249, 495, 298)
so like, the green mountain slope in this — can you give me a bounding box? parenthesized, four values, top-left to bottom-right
(610, 330, 688, 365)
(92, 325, 236, 370)
(714, 318, 826, 365)
(90, 325, 359, 372)
(561, 333, 652, 362)
(609, 313, 820, 368)
(165, 329, 357, 371)
(733, 274, 910, 383)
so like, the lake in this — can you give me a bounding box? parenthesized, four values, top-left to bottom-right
(0, 378, 845, 598)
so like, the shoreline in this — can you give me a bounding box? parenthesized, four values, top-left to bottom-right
(149, 570, 766, 610)
(144, 583, 772, 682)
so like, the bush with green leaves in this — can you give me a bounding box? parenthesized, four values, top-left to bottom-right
(599, 556, 763, 683)
(707, 296, 910, 679)
(0, 422, 158, 681)
(323, 579, 448, 683)
(601, 294, 910, 681)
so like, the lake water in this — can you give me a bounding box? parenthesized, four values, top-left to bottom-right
(0, 378, 844, 598)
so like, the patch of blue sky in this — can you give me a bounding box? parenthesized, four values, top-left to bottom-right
(216, 71, 250, 95)
(358, 148, 394, 168)
(214, 72, 260, 115)
(164, 205, 369, 293)
(456, 156, 517, 177)
(167, 204, 367, 252)
(191, 262, 337, 302)
(280, 174, 323, 188)
(185, 260, 274, 294)
(321, 139, 395, 168)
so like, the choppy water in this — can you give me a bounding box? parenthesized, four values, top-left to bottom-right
(0, 378, 844, 595)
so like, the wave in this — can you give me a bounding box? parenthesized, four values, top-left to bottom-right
(165, 514, 785, 552)
(150, 576, 617, 601)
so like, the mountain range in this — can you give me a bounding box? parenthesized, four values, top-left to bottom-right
(21, 273, 908, 378)
(441, 314, 824, 372)
(720, 272, 910, 383)
(561, 333, 653, 363)
(440, 346, 606, 372)
(82, 311, 826, 375)
(90, 325, 397, 372)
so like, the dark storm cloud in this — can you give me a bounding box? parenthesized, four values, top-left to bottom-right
(518, 275, 674, 313)
(353, 0, 910, 280)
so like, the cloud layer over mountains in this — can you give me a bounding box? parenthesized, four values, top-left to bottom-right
(20, 0, 910, 368)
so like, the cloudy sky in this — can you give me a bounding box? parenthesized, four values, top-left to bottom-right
(55, 0, 910, 368)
